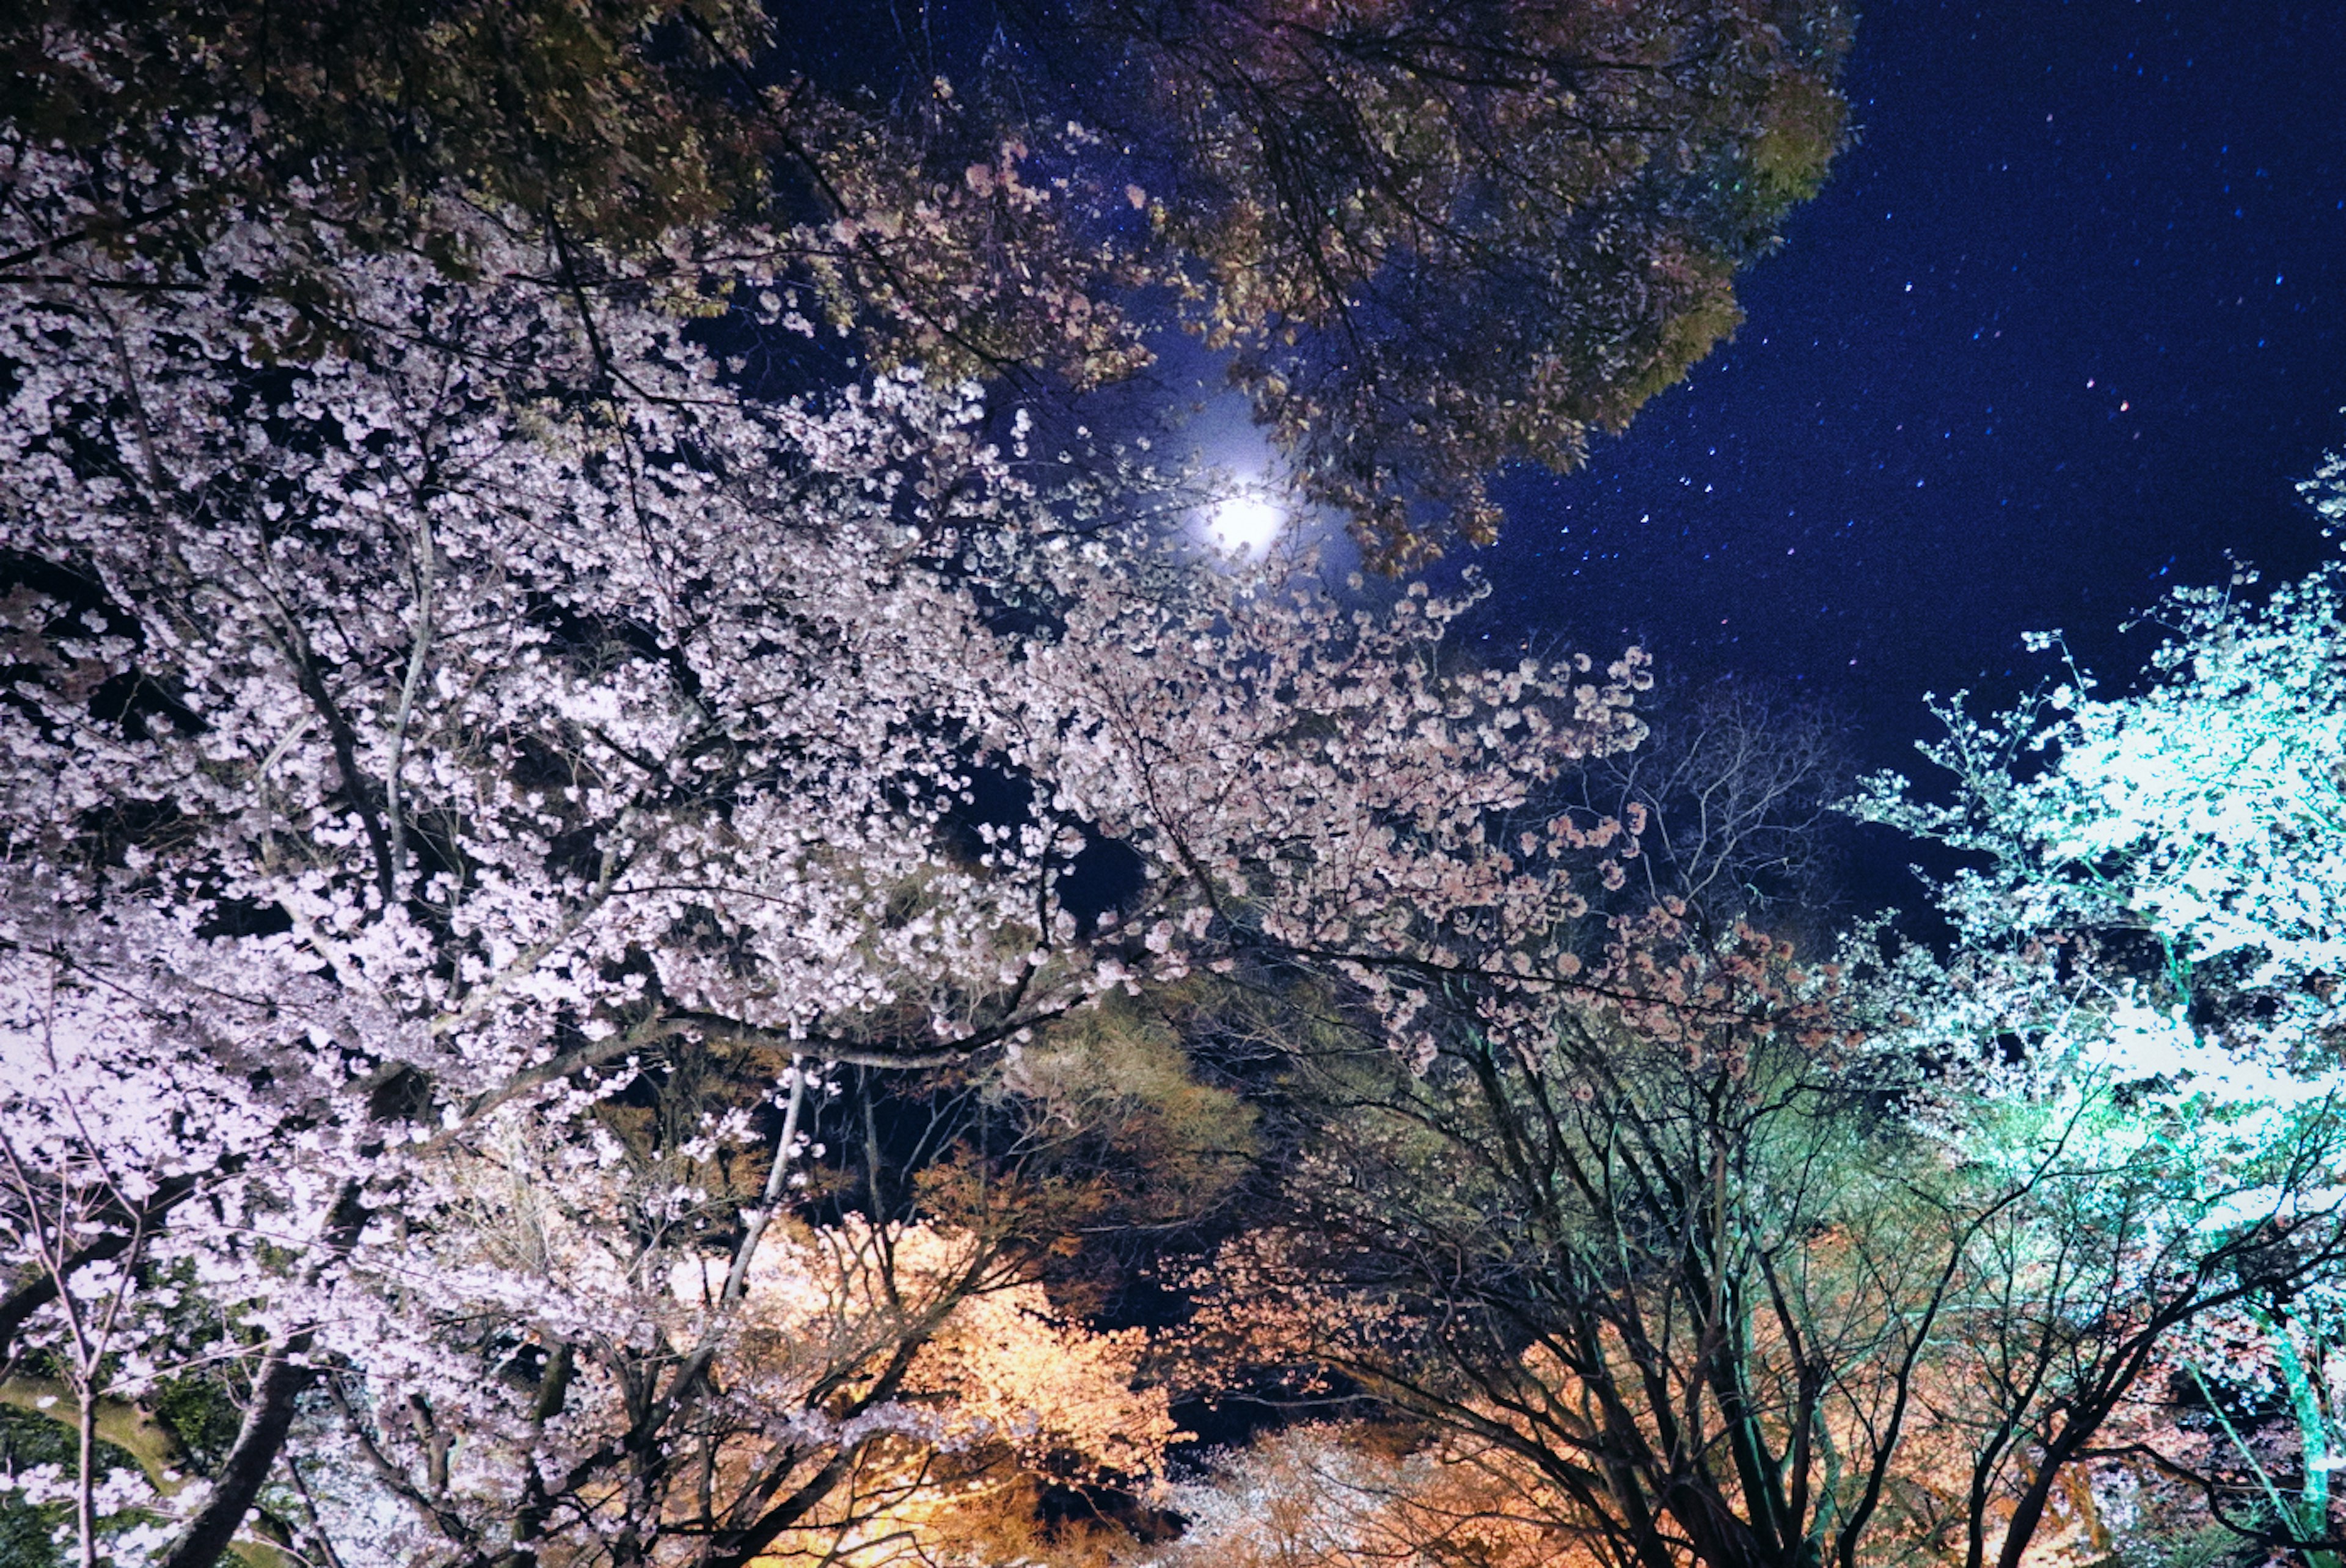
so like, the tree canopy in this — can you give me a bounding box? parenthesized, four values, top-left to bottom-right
(1036, 0, 1852, 562)
(1, 0, 1850, 564)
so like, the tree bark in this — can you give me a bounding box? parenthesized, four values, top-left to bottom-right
(157, 1338, 316, 1568)
(158, 1183, 365, 1568)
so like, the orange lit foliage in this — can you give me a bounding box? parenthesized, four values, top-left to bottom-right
(671, 1219, 1175, 1568)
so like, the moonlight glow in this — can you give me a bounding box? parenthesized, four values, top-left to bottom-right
(1210, 494, 1285, 552)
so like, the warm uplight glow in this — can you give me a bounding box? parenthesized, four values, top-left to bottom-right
(1210, 493, 1285, 552)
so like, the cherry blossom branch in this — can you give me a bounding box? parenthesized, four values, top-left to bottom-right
(669, 1004, 1078, 1071)
(382, 510, 436, 902)
(718, 1059, 808, 1309)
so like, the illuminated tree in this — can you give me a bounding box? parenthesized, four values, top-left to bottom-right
(1845, 556, 2346, 1078)
(1163, 581, 2346, 1568)
(1845, 485, 2346, 1568)
(1147, 1420, 1565, 1567)
(1168, 931, 2346, 1568)
(0, 92, 1657, 1554)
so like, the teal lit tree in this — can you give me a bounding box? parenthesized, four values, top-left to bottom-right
(1848, 454, 2346, 1564)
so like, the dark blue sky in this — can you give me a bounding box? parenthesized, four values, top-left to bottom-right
(1442, 0, 2346, 773)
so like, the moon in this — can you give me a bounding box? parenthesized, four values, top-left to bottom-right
(1210, 494, 1284, 552)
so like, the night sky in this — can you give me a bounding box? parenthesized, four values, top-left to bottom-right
(1436, 0, 2346, 777)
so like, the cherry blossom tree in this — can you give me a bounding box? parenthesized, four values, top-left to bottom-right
(1843, 484, 2346, 1568)
(0, 86, 1652, 1558)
